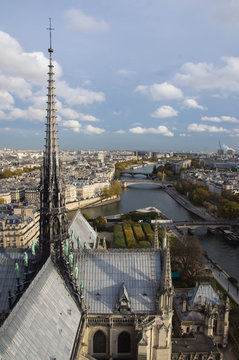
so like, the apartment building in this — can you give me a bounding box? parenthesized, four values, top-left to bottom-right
(0, 206, 39, 248)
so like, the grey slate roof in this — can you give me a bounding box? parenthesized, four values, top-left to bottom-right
(69, 210, 97, 249)
(0, 249, 26, 313)
(77, 249, 161, 314)
(0, 258, 82, 360)
(189, 283, 222, 306)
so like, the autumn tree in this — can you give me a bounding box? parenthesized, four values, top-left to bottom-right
(93, 216, 107, 230)
(170, 236, 204, 287)
(111, 181, 122, 196)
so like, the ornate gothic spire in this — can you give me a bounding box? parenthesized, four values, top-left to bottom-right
(158, 228, 174, 314)
(152, 219, 159, 249)
(39, 19, 68, 263)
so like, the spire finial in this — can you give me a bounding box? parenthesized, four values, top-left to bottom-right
(47, 18, 54, 52)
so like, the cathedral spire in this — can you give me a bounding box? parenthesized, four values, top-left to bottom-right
(152, 219, 159, 249)
(158, 229, 174, 314)
(39, 19, 68, 263)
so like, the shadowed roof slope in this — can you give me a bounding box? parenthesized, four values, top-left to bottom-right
(69, 210, 97, 249)
(0, 258, 82, 360)
(77, 249, 161, 314)
(0, 249, 26, 313)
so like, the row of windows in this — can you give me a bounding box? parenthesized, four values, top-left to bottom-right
(93, 331, 131, 354)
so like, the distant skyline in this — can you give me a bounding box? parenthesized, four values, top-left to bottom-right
(0, 0, 239, 151)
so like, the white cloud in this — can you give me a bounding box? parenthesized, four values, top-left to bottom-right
(0, 30, 62, 85)
(129, 125, 174, 136)
(65, 8, 109, 32)
(79, 114, 99, 122)
(222, 144, 235, 151)
(0, 75, 32, 99)
(188, 123, 229, 133)
(115, 129, 126, 134)
(62, 120, 82, 133)
(57, 80, 105, 106)
(179, 133, 190, 137)
(151, 105, 178, 118)
(62, 121, 105, 134)
(183, 98, 205, 110)
(84, 124, 105, 134)
(221, 116, 239, 123)
(0, 30, 105, 125)
(135, 82, 183, 101)
(116, 69, 135, 77)
(175, 57, 239, 92)
(58, 107, 99, 122)
(201, 116, 239, 123)
(0, 91, 14, 109)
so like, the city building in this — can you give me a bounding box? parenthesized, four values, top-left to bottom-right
(0, 205, 39, 248)
(0, 30, 227, 360)
(0, 188, 11, 204)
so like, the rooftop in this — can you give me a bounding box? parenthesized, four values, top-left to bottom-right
(77, 248, 161, 314)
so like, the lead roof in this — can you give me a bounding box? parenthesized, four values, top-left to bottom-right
(77, 248, 161, 314)
(0, 258, 82, 360)
(69, 210, 97, 249)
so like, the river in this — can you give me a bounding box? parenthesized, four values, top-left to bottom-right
(78, 164, 239, 283)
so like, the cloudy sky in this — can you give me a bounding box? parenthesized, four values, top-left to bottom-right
(1, 0, 239, 151)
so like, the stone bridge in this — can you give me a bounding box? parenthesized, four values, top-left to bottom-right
(122, 171, 156, 179)
(120, 179, 172, 189)
(171, 220, 238, 229)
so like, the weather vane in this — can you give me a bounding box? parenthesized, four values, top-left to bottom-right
(46, 18, 54, 50)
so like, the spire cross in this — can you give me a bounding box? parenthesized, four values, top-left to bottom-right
(46, 18, 54, 50)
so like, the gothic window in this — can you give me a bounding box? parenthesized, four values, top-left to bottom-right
(213, 317, 218, 335)
(118, 331, 131, 353)
(93, 330, 106, 353)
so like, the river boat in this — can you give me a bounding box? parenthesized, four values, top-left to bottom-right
(223, 230, 239, 245)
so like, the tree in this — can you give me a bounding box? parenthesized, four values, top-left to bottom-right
(111, 181, 122, 196)
(93, 216, 107, 230)
(171, 236, 204, 287)
(100, 186, 110, 199)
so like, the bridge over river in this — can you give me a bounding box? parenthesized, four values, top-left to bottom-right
(172, 219, 238, 228)
(120, 179, 173, 188)
(122, 170, 156, 179)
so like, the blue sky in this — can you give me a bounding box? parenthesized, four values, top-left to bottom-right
(1, 0, 239, 151)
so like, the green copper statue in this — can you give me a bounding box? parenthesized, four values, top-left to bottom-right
(69, 252, 73, 268)
(31, 240, 35, 256)
(15, 262, 20, 279)
(23, 252, 28, 267)
(64, 239, 69, 257)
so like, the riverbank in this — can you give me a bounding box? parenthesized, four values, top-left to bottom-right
(66, 195, 121, 211)
(82, 195, 120, 209)
(164, 186, 215, 221)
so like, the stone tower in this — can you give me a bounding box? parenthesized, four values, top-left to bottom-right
(39, 20, 68, 263)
